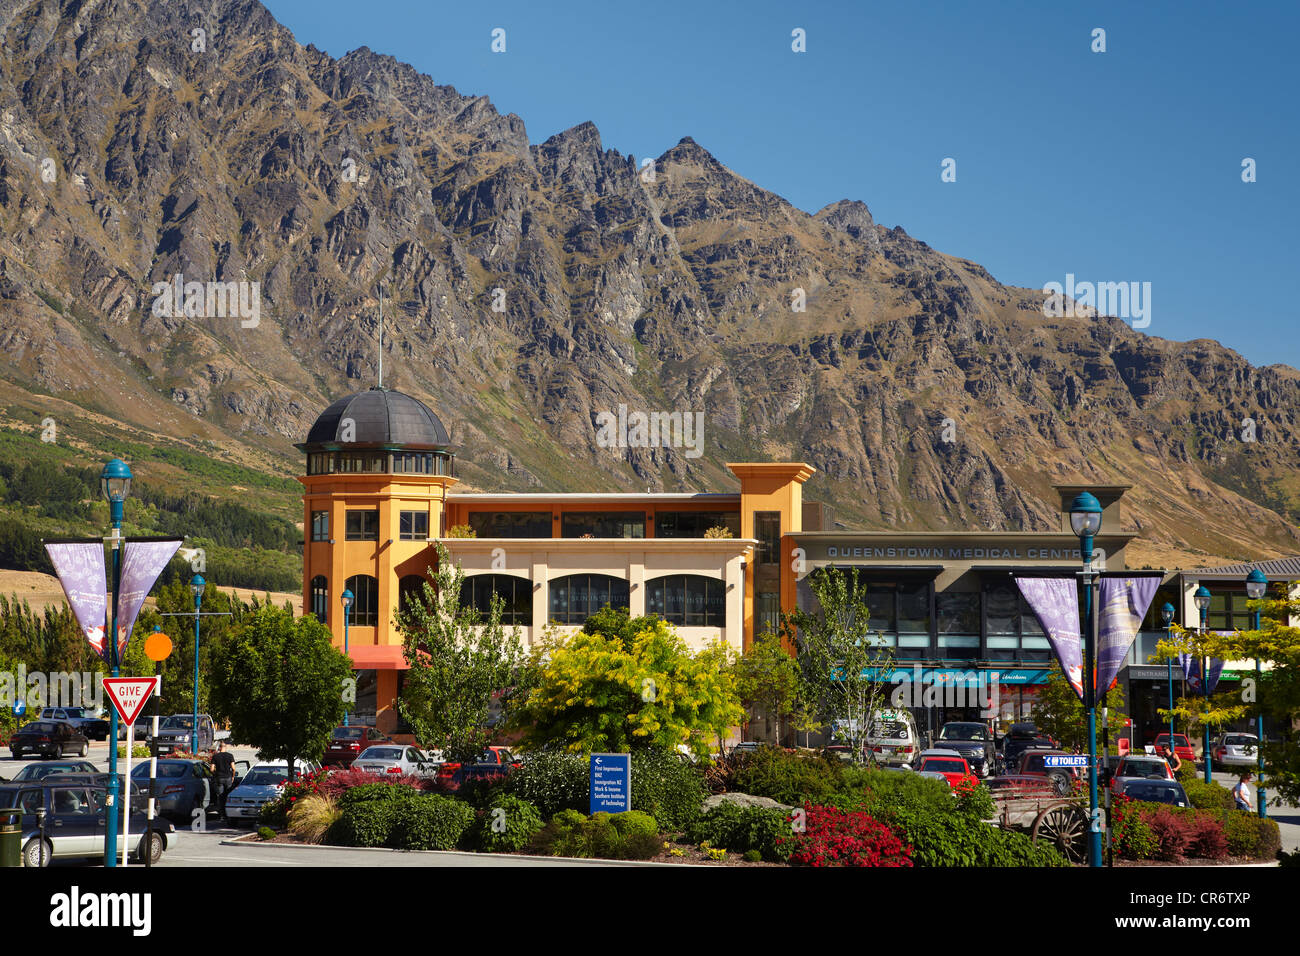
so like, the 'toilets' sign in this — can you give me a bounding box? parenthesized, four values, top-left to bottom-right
(589, 754, 631, 814)
(1044, 754, 1089, 768)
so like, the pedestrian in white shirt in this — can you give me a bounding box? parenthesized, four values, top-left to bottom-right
(1232, 772, 1254, 812)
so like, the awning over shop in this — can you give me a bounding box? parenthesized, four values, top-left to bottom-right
(343, 644, 411, 670)
(862, 666, 1051, 685)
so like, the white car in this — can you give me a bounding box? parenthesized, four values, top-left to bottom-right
(353, 745, 436, 777)
(1211, 733, 1260, 770)
(223, 760, 320, 824)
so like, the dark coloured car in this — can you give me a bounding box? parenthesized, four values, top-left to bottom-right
(322, 726, 391, 767)
(936, 722, 998, 776)
(44, 773, 146, 798)
(1015, 749, 1084, 796)
(435, 747, 520, 789)
(38, 707, 110, 742)
(1001, 724, 1056, 774)
(0, 781, 177, 866)
(129, 758, 222, 822)
(9, 721, 90, 759)
(149, 714, 216, 754)
(1115, 778, 1189, 807)
(8, 760, 98, 782)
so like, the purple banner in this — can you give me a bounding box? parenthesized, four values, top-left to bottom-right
(116, 539, 182, 657)
(1097, 576, 1160, 695)
(44, 542, 108, 656)
(1179, 653, 1226, 695)
(1016, 577, 1083, 701)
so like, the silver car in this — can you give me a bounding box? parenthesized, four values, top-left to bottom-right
(353, 745, 435, 777)
(1211, 733, 1260, 770)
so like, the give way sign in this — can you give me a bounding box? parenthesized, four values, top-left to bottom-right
(102, 677, 160, 725)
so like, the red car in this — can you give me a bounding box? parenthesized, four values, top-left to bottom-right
(435, 746, 520, 786)
(914, 750, 975, 789)
(1151, 733, 1195, 764)
(323, 726, 391, 767)
(1014, 749, 1084, 795)
(1108, 753, 1174, 793)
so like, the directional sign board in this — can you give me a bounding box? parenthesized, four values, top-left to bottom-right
(102, 677, 159, 725)
(589, 753, 631, 814)
(1044, 754, 1089, 768)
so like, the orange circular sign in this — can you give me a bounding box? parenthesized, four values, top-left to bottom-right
(145, 631, 173, 662)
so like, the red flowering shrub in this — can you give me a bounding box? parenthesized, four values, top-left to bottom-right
(779, 804, 913, 867)
(1110, 795, 1157, 860)
(1187, 813, 1228, 860)
(1145, 807, 1195, 862)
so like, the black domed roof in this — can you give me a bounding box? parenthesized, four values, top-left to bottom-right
(301, 388, 451, 448)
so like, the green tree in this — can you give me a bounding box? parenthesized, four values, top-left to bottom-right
(781, 566, 896, 761)
(732, 630, 813, 746)
(1030, 663, 1128, 754)
(210, 604, 350, 779)
(395, 543, 525, 764)
(511, 607, 743, 761)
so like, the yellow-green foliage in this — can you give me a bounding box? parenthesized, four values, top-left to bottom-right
(287, 793, 340, 844)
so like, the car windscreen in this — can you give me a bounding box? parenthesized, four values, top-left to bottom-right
(21, 722, 58, 734)
(358, 748, 403, 760)
(160, 716, 194, 730)
(333, 728, 365, 740)
(1124, 783, 1184, 803)
(1120, 759, 1167, 776)
(131, 763, 188, 778)
(870, 721, 909, 739)
(241, 769, 288, 787)
(939, 724, 987, 740)
(1224, 735, 1255, 746)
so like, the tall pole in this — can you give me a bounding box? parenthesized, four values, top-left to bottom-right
(191, 588, 201, 754)
(342, 591, 352, 727)
(1083, 562, 1101, 867)
(1199, 601, 1211, 785)
(104, 506, 123, 867)
(1253, 605, 1266, 818)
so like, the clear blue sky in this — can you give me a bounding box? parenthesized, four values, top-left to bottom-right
(263, 0, 1299, 370)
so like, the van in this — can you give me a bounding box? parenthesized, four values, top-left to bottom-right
(866, 709, 922, 767)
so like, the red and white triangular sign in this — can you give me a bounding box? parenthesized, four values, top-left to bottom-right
(102, 677, 160, 725)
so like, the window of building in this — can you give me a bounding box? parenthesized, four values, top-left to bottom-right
(757, 592, 781, 637)
(654, 511, 741, 538)
(311, 511, 330, 542)
(399, 510, 429, 540)
(838, 572, 932, 649)
(307, 453, 333, 475)
(468, 511, 552, 538)
(936, 591, 980, 654)
(398, 574, 427, 617)
(352, 670, 378, 726)
(310, 576, 328, 624)
(982, 581, 1051, 656)
(345, 509, 380, 541)
(335, 452, 387, 474)
(460, 574, 533, 626)
(646, 575, 726, 627)
(754, 512, 780, 563)
(561, 513, 645, 538)
(343, 574, 379, 627)
(548, 574, 630, 624)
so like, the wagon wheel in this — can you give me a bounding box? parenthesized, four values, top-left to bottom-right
(1032, 805, 1087, 864)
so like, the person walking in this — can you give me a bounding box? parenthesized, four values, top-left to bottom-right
(1160, 744, 1182, 775)
(1232, 772, 1254, 812)
(210, 741, 236, 822)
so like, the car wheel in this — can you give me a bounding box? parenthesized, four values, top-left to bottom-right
(1048, 771, 1071, 796)
(11, 749, 20, 759)
(54, 744, 63, 759)
(78, 740, 88, 757)
(22, 837, 52, 868)
(134, 832, 164, 865)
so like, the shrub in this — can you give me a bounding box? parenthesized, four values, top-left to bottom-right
(472, 795, 545, 853)
(337, 782, 421, 809)
(686, 802, 794, 862)
(330, 800, 402, 847)
(531, 809, 663, 860)
(1145, 807, 1194, 862)
(1112, 797, 1158, 860)
(1183, 779, 1234, 810)
(984, 827, 1073, 867)
(257, 826, 276, 841)
(743, 849, 762, 863)
(287, 794, 340, 844)
(504, 751, 589, 818)
(455, 772, 511, 809)
(630, 749, 708, 831)
(780, 804, 913, 867)
(387, 794, 476, 851)
(1217, 811, 1280, 859)
(729, 747, 845, 806)
(610, 809, 659, 839)
(1187, 813, 1228, 860)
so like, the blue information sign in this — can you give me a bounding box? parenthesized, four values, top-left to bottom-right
(589, 753, 632, 814)
(1044, 755, 1089, 768)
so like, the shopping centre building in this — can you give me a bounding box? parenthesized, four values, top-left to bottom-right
(297, 387, 1297, 742)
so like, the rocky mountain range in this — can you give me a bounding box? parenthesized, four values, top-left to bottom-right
(0, 0, 1297, 567)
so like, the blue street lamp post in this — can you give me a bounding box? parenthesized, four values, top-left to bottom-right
(1246, 568, 1268, 818)
(341, 588, 354, 727)
(1194, 586, 1213, 784)
(100, 458, 132, 868)
(1069, 491, 1104, 869)
(190, 575, 205, 754)
(1161, 602, 1176, 746)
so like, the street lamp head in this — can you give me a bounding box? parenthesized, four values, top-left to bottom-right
(1245, 569, 1268, 600)
(99, 458, 132, 503)
(1193, 586, 1212, 611)
(341, 588, 354, 609)
(1068, 492, 1103, 538)
(190, 574, 206, 599)
(1160, 602, 1175, 625)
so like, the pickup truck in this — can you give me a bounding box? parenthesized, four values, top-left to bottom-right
(149, 714, 218, 754)
(38, 707, 110, 742)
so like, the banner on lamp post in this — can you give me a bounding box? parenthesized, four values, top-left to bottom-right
(1179, 654, 1225, 695)
(43, 541, 107, 656)
(115, 540, 183, 657)
(1096, 576, 1160, 694)
(1015, 576, 1083, 702)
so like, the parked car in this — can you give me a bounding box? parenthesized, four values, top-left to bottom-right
(435, 747, 520, 788)
(935, 721, 998, 777)
(38, 707, 110, 742)
(1014, 749, 1083, 795)
(1000, 723, 1057, 773)
(43, 773, 146, 798)
(8, 760, 98, 782)
(322, 726, 391, 767)
(353, 745, 435, 777)
(9, 721, 90, 759)
(0, 781, 178, 866)
(730, 741, 765, 758)
(1108, 754, 1174, 793)
(129, 758, 224, 821)
(223, 760, 318, 825)
(1211, 732, 1259, 770)
(913, 749, 975, 788)
(865, 709, 923, 767)
(1114, 778, 1190, 807)
(1151, 732, 1195, 764)
(149, 714, 217, 754)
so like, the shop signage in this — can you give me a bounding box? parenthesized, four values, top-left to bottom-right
(819, 544, 1085, 561)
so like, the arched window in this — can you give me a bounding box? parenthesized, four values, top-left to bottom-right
(344, 574, 379, 627)
(398, 575, 428, 617)
(548, 574, 629, 625)
(310, 576, 328, 624)
(460, 574, 532, 626)
(646, 575, 726, 628)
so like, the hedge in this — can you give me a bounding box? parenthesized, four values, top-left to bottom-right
(685, 802, 794, 862)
